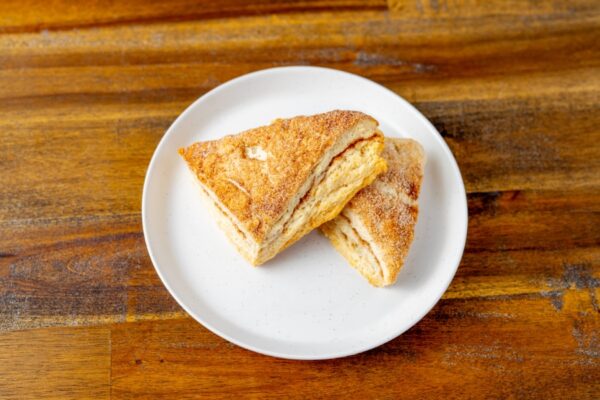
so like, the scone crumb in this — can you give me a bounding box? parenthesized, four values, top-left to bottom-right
(245, 146, 268, 161)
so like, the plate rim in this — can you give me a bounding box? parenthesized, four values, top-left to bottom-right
(142, 66, 468, 360)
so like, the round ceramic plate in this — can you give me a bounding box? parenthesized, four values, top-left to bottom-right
(142, 66, 467, 360)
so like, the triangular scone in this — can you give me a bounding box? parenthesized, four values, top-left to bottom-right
(179, 110, 387, 265)
(321, 138, 425, 287)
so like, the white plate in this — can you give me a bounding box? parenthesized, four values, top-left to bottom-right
(142, 66, 467, 360)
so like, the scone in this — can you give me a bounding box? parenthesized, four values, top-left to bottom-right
(179, 110, 387, 265)
(321, 138, 425, 287)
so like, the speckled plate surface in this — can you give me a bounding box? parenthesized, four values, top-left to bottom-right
(142, 66, 468, 360)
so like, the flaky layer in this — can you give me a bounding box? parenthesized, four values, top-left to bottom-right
(190, 179, 259, 261)
(321, 138, 425, 286)
(320, 212, 384, 286)
(256, 136, 386, 264)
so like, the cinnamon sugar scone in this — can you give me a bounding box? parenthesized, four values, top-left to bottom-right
(321, 138, 425, 287)
(179, 110, 387, 265)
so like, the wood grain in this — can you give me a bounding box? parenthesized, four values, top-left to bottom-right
(2, 188, 598, 331)
(0, 0, 599, 398)
(0, 326, 110, 399)
(0, 0, 387, 33)
(110, 289, 599, 399)
(387, 0, 599, 17)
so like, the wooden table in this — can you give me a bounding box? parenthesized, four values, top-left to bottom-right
(1, 1, 599, 398)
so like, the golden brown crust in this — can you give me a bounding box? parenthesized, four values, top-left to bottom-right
(277, 146, 386, 255)
(375, 139, 425, 203)
(178, 110, 378, 244)
(323, 138, 425, 286)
